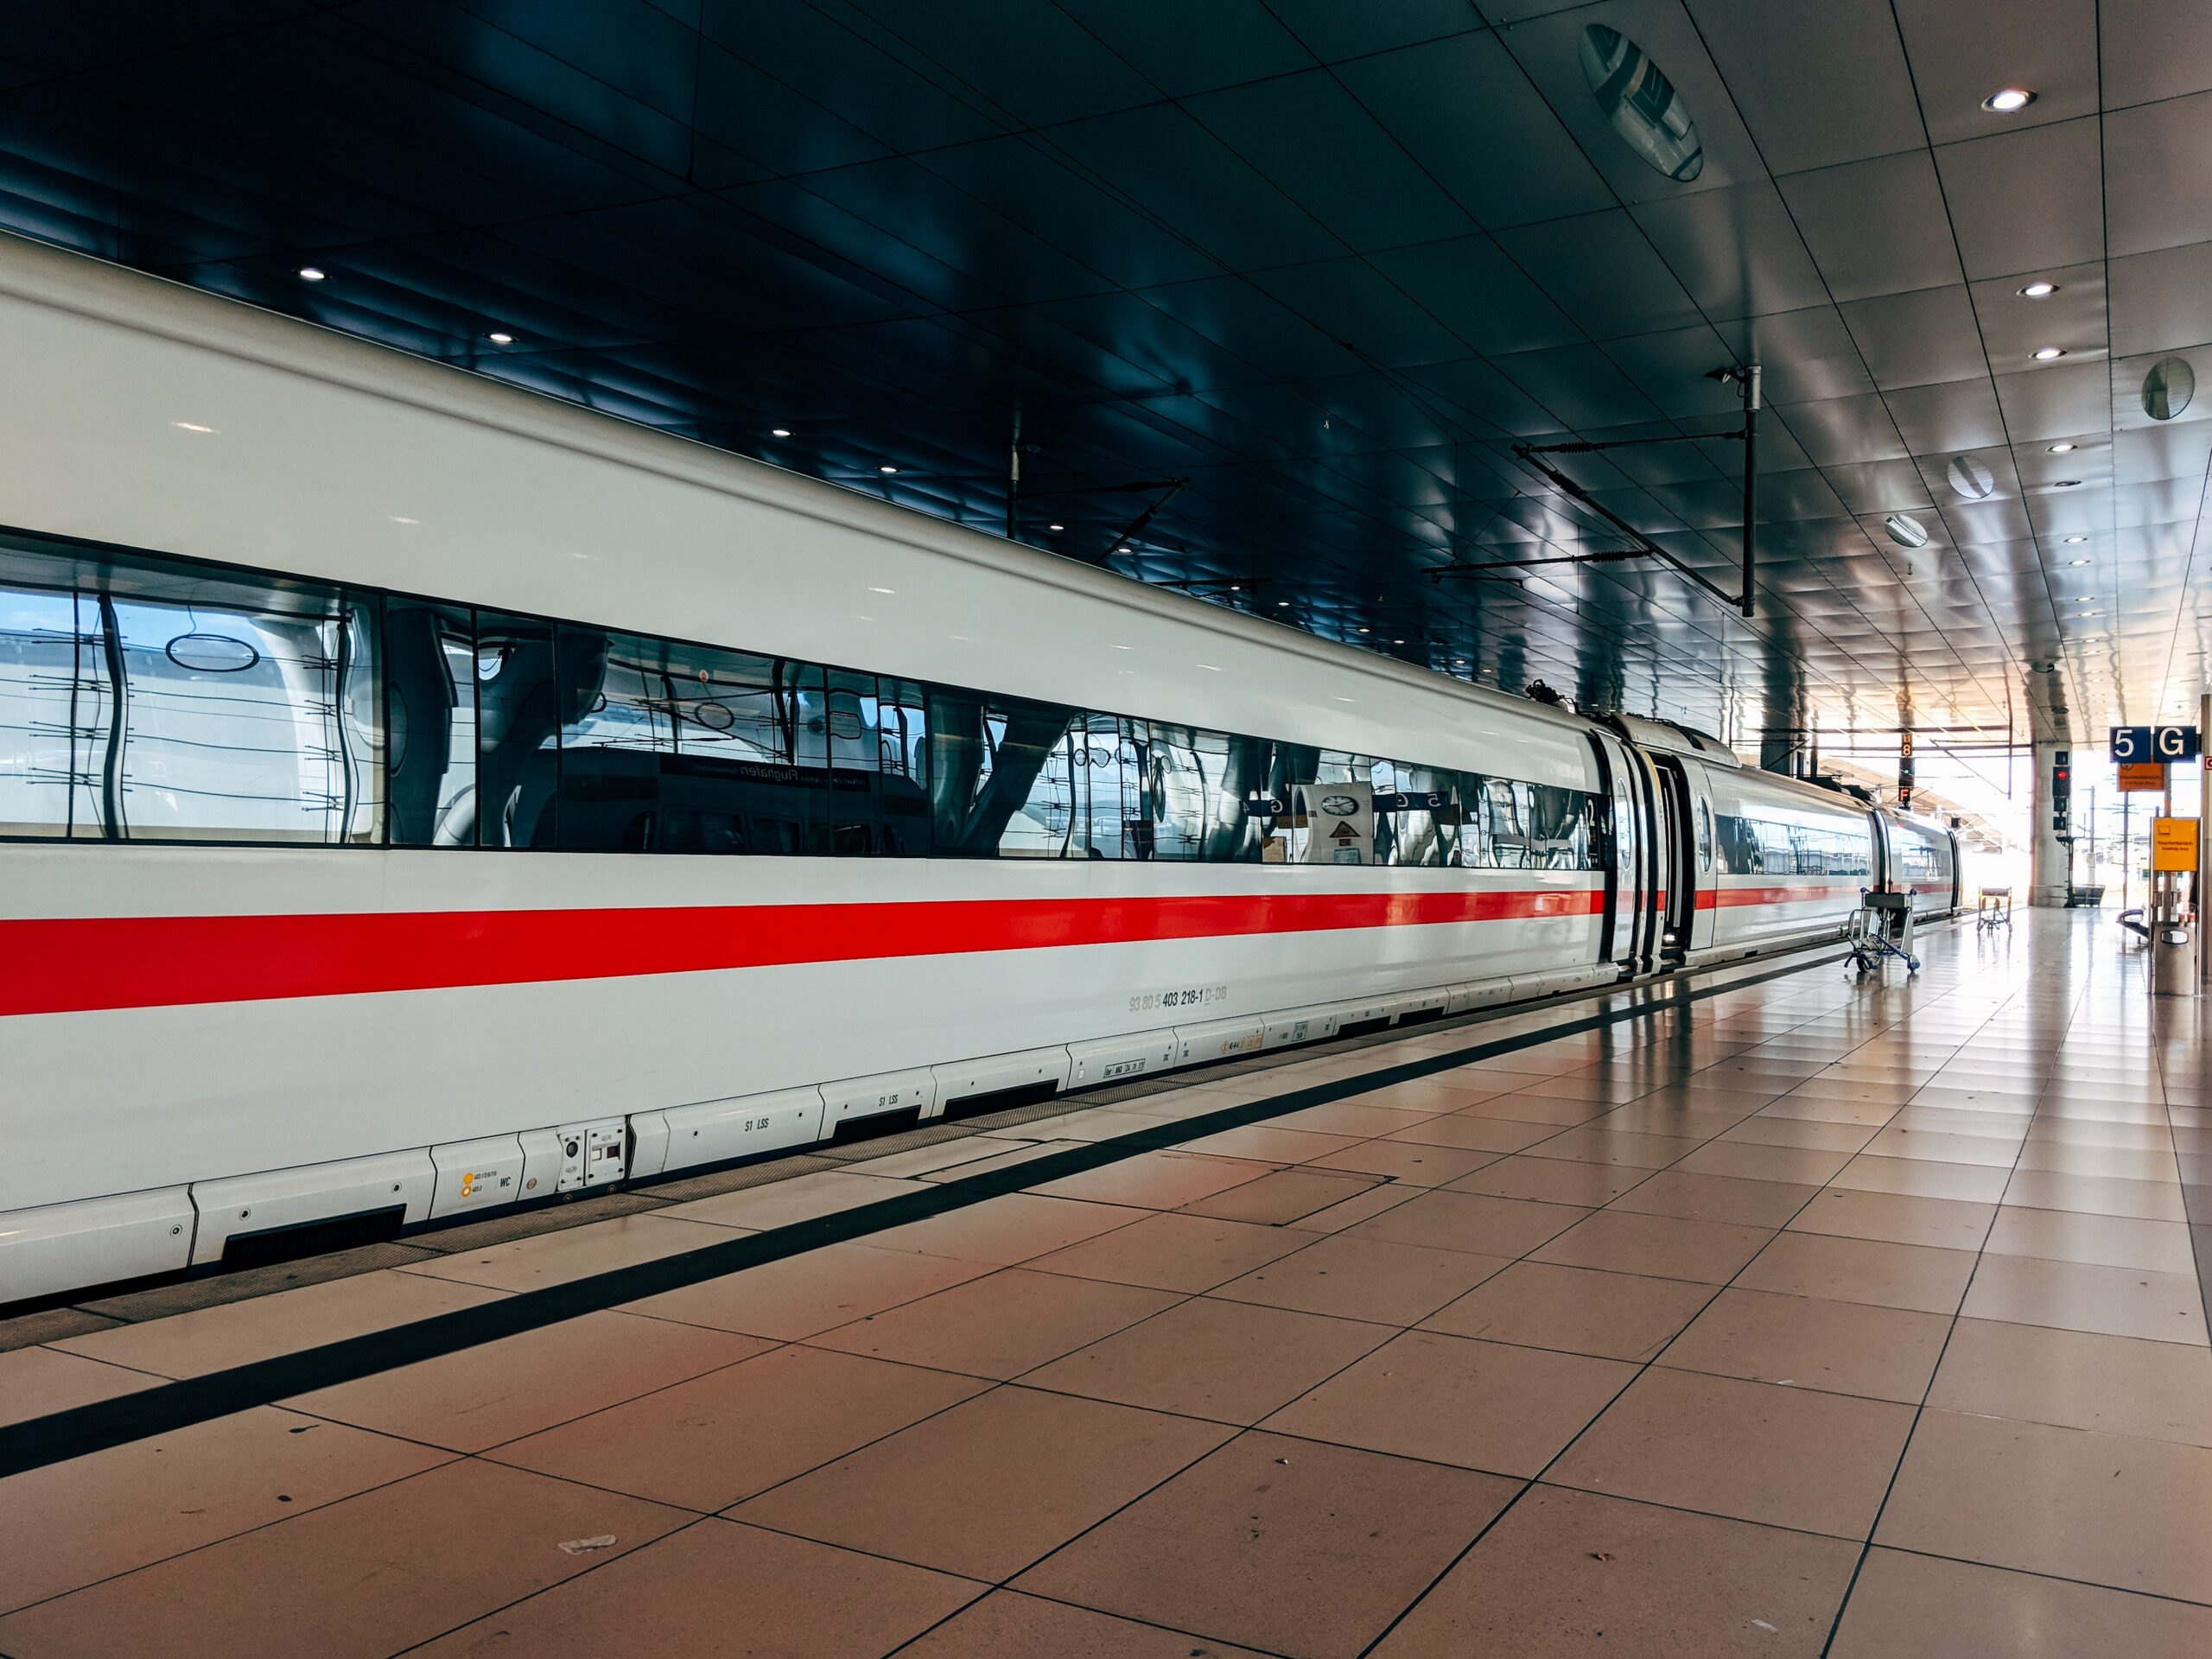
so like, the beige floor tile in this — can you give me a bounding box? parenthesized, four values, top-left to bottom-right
(731, 1385, 1230, 1580)
(804, 1266, 1176, 1378)
(1369, 1483, 1859, 1658)
(0, 1405, 448, 1615)
(1269, 1099, 1446, 1138)
(1032, 1151, 1273, 1208)
(1453, 1090, 1615, 1125)
(2025, 1116, 2177, 1150)
(1423, 1260, 1714, 1361)
(849, 1133, 1052, 1178)
(1015, 1431, 1518, 1659)
(1885, 1104, 2036, 1138)
(1349, 1077, 1523, 1114)
(1720, 1116, 1879, 1152)
(657, 1168, 926, 1230)
(1210, 1233, 1512, 1325)
(1514, 1073, 1652, 1103)
(1829, 1548, 2212, 1659)
(1548, 1368, 1915, 1539)
(1658, 1287, 1950, 1402)
(867, 1193, 1149, 1266)
(1522, 1125, 1707, 1169)
(1286, 1182, 1426, 1233)
(918, 1139, 1091, 1182)
(1960, 1252, 2209, 1344)
(1023, 1296, 1389, 1423)
(1381, 1112, 1564, 1154)
(489, 1344, 986, 1510)
(1735, 1231, 1978, 1314)
(0, 1459, 684, 1658)
(1674, 1141, 1855, 1184)
(1984, 1205, 2197, 1273)
(1826, 1154, 2013, 1201)
(2012, 1141, 2182, 1180)
(1533, 1210, 1775, 1285)
(1305, 1138, 1500, 1186)
(397, 1213, 732, 1292)
(1928, 1318, 2212, 1446)
(1450, 1155, 1652, 1206)
(1264, 1330, 1633, 1475)
(2002, 1166, 2190, 1220)
(409, 1518, 981, 1659)
(1605, 1170, 1818, 1228)
(1786, 1186, 1997, 1250)
(0, 1346, 156, 1428)
(897, 1589, 1273, 1656)
(624, 1240, 990, 1339)
(1343, 1188, 1589, 1257)
(1179, 1166, 1387, 1225)
(283, 1309, 768, 1452)
(48, 1270, 505, 1382)
(1028, 1211, 1319, 1292)
(1177, 1124, 1365, 1164)
(1759, 1092, 1905, 1124)
(1878, 1409, 2212, 1601)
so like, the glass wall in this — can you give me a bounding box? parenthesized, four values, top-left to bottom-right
(0, 531, 1604, 865)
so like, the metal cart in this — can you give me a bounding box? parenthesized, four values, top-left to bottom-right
(1975, 886, 2012, 931)
(1847, 889, 1920, 976)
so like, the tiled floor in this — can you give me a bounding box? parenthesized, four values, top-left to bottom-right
(5, 911, 2211, 1656)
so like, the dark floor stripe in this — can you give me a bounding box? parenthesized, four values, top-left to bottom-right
(0, 949, 1846, 1478)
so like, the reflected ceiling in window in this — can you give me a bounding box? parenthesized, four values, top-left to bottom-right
(1579, 26, 1705, 182)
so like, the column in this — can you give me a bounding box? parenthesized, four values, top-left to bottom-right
(2029, 739, 2071, 907)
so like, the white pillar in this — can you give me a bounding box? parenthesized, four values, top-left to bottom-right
(2201, 693, 2209, 982)
(2030, 740, 2071, 907)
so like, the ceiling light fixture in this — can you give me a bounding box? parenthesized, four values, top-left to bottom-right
(1983, 86, 2036, 113)
(2053, 479, 2082, 487)
(171, 421, 215, 434)
(2018, 280, 2058, 299)
(2069, 557, 2090, 565)
(2064, 534, 2089, 543)
(2032, 346, 2066, 360)
(297, 265, 326, 282)
(1884, 513, 1930, 550)
(1048, 523, 1065, 531)
(2048, 442, 2076, 454)
(486, 331, 515, 345)
(1946, 455, 1996, 499)
(879, 464, 899, 474)
(868, 587, 894, 595)
(771, 427, 791, 438)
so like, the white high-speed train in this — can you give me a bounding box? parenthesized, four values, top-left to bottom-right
(0, 234, 1959, 1306)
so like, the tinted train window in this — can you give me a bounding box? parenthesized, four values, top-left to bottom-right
(0, 551, 380, 842)
(0, 531, 1612, 868)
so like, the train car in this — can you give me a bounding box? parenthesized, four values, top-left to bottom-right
(1876, 809, 1964, 919)
(0, 233, 1936, 1306)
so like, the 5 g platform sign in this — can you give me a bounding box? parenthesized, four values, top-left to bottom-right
(2110, 726, 2202, 764)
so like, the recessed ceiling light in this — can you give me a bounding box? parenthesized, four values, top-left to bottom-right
(1116, 543, 1132, 553)
(1358, 626, 1370, 633)
(1277, 600, 1290, 607)
(171, 421, 215, 434)
(2069, 557, 2090, 566)
(2080, 610, 2101, 617)
(2064, 534, 2088, 543)
(2018, 280, 2058, 299)
(868, 586, 894, 594)
(1983, 86, 2036, 113)
(1198, 664, 1221, 672)
(1884, 513, 1930, 550)
(879, 464, 899, 474)
(2032, 346, 2066, 360)
(297, 265, 326, 282)
(387, 514, 421, 525)
(1947, 455, 1996, 499)
(486, 331, 515, 345)
(1048, 523, 1065, 531)
(771, 427, 791, 438)
(2053, 479, 2082, 487)
(2048, 442, 2076, 454)
(1394, 638, 1406, 644)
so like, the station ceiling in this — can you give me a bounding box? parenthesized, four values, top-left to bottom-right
(3, 1, 2208, 751)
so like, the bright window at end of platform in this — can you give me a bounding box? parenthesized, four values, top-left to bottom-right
(1579, 25, 1704, 182)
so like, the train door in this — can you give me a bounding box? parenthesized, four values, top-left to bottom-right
(1653, 760, 1693, 962)
(1679, 760, 1720, 952)
(1589, 734, 1639, 974)
(1653, 755, 1719, 957)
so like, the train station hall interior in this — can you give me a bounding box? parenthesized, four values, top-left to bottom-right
(3, 3, 2211, 1656)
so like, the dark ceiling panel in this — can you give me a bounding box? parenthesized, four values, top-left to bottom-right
(0, 0, 2203, 739)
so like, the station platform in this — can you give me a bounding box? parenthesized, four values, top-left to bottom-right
(3, 912, 2208, 1657)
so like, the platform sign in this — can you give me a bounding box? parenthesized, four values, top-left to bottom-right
(2110, 726, 2152, 763)
(2152, 817, 2200, 873)
(2121, 762, 2168, 792)
(2155, 725, 2202, 762)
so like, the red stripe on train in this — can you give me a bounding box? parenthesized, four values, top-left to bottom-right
(0, 887, 1605, 1017)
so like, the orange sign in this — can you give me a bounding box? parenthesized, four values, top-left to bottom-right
(2152, 817, 2200, 874)
(2120, 762, 2166, 791)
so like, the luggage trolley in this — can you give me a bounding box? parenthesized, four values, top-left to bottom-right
(1847, 888, 1920, 977)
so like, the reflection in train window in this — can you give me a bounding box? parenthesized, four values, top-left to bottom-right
(0, 531, 1614, 870)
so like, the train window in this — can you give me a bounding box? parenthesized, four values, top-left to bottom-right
(1150, 725, 1268, 861)
(0, 585, 113, 836)
(474, 613, 561, 849)
(818, 670, 883, 855)
(1695, 798, 1714, 872)
(387, 601, 478, 846)
(109, 584, 381, 844)
(875, 677, 931, 855)
(925, 686, 1077, 857)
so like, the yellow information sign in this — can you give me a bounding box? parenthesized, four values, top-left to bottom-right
(2120, 761, 2166, 791)
(2151, 817, 2200, 873)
